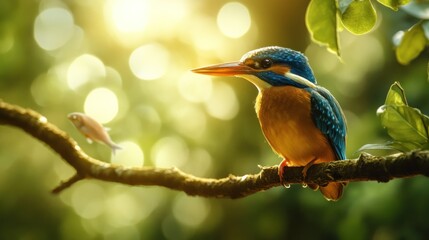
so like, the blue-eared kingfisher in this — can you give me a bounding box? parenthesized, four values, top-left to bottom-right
(192, 46, 347, 201)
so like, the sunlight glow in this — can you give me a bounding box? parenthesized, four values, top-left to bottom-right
(178, 72, 212, 103)
(67, 54, 106, 90)
(205, 82, 239, 120)
(135, 105, 162, 136)
(172, 195, 210, 228)
(169, 103, 207, 140)
(104, 192, 144, 228)
(71, 182, 105, 219)
(104, 0, 149, 34)
(129, 43, 170, 80)
(152, 0, 188, 34)
(151, 136, 189, 168)
(34, 8, 75, 51)
(217, 2, 251, 39)
(183, 148, 213, 176)
(84, 88, 119, 124)
(0, 26, 14, 54)
(31, 72, 66, 106)
(111, 141, 144, 167)
(187, 16, 226, 51)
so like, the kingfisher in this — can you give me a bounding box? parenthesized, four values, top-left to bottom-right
(192, 46, 347, 201)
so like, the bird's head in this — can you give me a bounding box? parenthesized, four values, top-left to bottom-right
(192, 46, 317, 91)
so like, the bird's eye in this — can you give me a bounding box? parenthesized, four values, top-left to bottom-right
(260, 58, 272, 69)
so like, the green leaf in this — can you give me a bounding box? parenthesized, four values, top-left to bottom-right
(341, 0, 377, 35)
(306, 0, 340, 56)
(358, 143, 397, 152)
(358, 141, 420, 152)
(384, 81, 408, 106)
(377, 0, 411, 11)
(396, 22, 427, 65)
(378, 105, 428, 144)
(365, 82, 429, 153)
(386, 141, 423, 152)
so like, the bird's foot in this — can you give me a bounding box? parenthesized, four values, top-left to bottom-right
(302, 158, 317, 180)
(278, 159, 291, 189)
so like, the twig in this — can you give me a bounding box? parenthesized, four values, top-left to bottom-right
(52, 173, 84, 194)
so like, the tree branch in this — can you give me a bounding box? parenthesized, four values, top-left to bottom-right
(1, 100, 429, 199)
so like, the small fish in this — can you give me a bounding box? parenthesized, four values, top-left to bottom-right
(67, 112, 122, 154)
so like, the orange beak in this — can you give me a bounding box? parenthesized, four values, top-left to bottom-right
(191, 62, 254, 76)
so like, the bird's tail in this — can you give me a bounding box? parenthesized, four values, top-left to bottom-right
(319, 182, 343, 201)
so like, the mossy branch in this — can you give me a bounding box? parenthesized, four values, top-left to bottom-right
(1, 100, 429, 198)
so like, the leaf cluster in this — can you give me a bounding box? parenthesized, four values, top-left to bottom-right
(361, 82, 429, 152)
(306, 0, 429, 64)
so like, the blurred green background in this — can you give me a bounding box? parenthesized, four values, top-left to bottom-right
(1, 0, 429, 239)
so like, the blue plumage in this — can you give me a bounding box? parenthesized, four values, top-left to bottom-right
(242, 46, 317, 86)
(310, 87, 347, 160)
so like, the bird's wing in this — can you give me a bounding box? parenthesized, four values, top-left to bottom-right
(310, 87, 347, 160)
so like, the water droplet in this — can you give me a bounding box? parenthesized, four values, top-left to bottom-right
(282, 183, 291, 189)
(302, 183, 308, 188)
(38, 116, 47, 123)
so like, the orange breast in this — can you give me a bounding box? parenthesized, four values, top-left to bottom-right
(255, 86, 336, 166)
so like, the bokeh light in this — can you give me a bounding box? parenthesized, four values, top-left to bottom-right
(151, 136, 189, 168)
(0, 26, 14, 54)
(205, 81, 239, 120)
(111, 141, 144, 167)
(172, 195, 210, 228)
(135, 105, 162, 137)
(31, 72, 67, 106)
(178, 72, 213, 103)
(84, 88, 119, 124)
(34, 8, 75, 51)
(187, 16, 226, 51)
(129, 43, 170, 80)
(168, 103, 207, 140)
(67, 54, 106, 90)
(71, 182, 106, 219)
(103, 191, 145, 228)
(182, 148, 213, 176)
(151, 0, 188, 35)
(104, 0, 150, 34)
(217, 2, 251, 39)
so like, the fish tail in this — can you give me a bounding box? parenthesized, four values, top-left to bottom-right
(109, 142, 122, 155)
(319, 182, 343, 201)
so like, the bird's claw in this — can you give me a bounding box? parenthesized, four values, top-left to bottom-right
(302, 158, 317, 180)
(278, 159, 291, 188)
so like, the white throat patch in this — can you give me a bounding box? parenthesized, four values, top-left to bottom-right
(237, 74, 272, 92)
(237, 72, 316, 91)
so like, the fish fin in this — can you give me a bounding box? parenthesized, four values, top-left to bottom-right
(86, 138, 93, 144)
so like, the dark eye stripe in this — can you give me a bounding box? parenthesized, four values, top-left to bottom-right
(243, 58, 273, 70)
